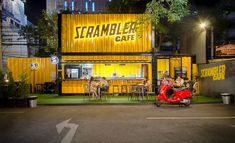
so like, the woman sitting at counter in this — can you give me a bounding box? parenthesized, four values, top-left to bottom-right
(89, 76, 99, 99)
(98, 77, 109, 93)
(142, 77, 151, 95)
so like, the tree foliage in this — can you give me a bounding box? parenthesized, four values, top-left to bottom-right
(37, 10, 58, 51)
(18, 25, 39, 44)
(145, 0, 189, 25)
(19, 10, 58, 57)
(144, 0, 189, 51)
(17, 72, 30, 98)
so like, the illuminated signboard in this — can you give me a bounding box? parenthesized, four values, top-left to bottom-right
(200, 64, 226, 80)
(74, 22, 138, 42)
(216, 44, 235, 57)
(61, 14, 152, 53)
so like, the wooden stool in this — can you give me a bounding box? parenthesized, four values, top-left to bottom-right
(112, 85, 119, 96)
(130, 85, 139, 100)
(83, 84, 91, 100)
(146, 84, 156, 101)
(121, 85, 128, 96)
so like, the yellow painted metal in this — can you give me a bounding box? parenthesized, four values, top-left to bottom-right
(93, 64, 142, 78)
(182, 57, 192, 80)
(7, 58, 56, 85)
(61, 14, 152, 53)
(62, 79, 144, 94)
(62, 55, 152, 62)
(148, 64, 152, 84)
(157, 59, 170, 79)
(170, 58, 181, 78)
(192, 64, 198, 81)
(62, 80, 88, 94)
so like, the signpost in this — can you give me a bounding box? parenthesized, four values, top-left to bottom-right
(50, 55, 59, 65)
(31, 62, 39, 93)
(50, 55, 59, 94)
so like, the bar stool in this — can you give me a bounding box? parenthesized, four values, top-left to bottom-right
(112, 85, 119, 96)
(130, 85, 139, 100)
(100, 86, 111, 100)
(121, 85, 128, 96)
(101, 91, 111, 100)
(146, 84, 156, 101)
(83, 84, 91, 100)
(137, 85, 144, 101)
(35, 84, 43, 93)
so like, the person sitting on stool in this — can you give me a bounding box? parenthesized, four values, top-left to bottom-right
(99, 77, 109, 95)
(142, 77, 151, 96)
(89, 76, 99, 99)
(174, 76, 184, 88)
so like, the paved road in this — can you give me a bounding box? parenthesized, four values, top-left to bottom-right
(0, 104, 235, 143)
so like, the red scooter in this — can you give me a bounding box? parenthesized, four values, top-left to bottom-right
(156, 80, 192, 107)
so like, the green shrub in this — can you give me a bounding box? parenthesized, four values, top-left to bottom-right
(17, 72, 30, 98)
(6, 72, 17, 97)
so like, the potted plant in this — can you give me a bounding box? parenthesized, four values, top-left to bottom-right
(17, 72, 37, 107)
(6, 72, 17, 98)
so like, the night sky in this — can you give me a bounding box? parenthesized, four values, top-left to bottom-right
(23, 0, 221, 25)
(25, 0, 46, 24)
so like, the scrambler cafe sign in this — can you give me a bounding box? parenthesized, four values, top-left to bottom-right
(61, 14, 151, 52)
(74, 22, 138, 42)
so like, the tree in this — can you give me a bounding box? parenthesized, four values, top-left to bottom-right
(143, 0, 189, 52)
(37, 10, 58, 52)
(19, 10, 58, 57)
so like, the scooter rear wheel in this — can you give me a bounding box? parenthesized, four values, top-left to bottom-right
(156, 101, 162, 107)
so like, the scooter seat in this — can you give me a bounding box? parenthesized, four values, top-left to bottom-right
(173, 87, 188, 92)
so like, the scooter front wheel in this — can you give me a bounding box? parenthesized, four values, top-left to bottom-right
(184, 98, 192, 107)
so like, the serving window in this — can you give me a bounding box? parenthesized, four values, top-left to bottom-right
(64, 65, 81, 79)
(63, 63, 149, 80)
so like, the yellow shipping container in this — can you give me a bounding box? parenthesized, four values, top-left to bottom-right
(7, 58, 56, 87)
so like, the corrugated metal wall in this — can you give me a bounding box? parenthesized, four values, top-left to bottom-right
(61, 14, 152, 53)
(62, 79, 148, 94)
(62, 55, 152, 62)
(182, 57, 192, 79)
(7, 58, 56, 85)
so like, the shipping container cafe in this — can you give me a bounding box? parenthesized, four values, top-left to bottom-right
(8, 14, 195, 95)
